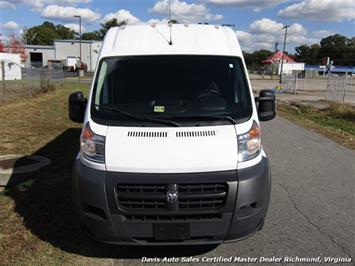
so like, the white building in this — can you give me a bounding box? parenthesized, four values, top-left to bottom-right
(25, 45, 55, 68)
(275, 62, 305, 75)
(24, 39, 102, 72)
(0, 53, 22, 80)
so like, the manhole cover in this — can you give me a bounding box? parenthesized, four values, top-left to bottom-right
(0, 154, 51, 187)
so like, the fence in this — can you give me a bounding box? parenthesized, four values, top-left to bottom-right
(281, 73, 300, 94)
(0, 66, 64, 103)
(280, 72, 355, 104)
(326, 74, 355, 103)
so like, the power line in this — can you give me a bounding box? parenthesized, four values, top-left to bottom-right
(279, 25, 290, 84)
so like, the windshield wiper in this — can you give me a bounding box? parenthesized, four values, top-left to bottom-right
(94, 104, 180, 127)
(173, 115, 237, 125)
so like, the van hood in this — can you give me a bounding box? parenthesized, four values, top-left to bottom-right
(105, 125, 238, 173)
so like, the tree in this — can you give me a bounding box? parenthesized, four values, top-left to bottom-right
(243, 49, 273, 71)
(8, 35, 28, 61)
(56, 24, 78, 40)
(99, 18, 127, 40)
(295, 44, 320, 65)
(82, 31, 101, 41)
(24, 21, 76, 45)
(319, 34, 355, 66)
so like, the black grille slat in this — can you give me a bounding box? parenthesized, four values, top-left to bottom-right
(118, 193, 166, 200)
(117, 184, 165, 193)
(179, 192, 226, 199)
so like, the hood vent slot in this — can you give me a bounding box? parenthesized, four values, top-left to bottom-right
(127, 131, 168, 138)
(176, 130, 216, 138)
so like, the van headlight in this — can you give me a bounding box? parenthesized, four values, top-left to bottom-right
(237, 121, 261, 162)
(80, 122, 105, 163)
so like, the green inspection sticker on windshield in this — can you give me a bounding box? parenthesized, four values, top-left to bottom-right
(154, 106, 165, 113)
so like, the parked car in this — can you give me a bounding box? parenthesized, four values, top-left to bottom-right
(68, 24, 276, 245)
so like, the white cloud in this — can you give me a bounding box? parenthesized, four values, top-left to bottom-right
(147, 18, 170, 24)
(41, 5, 100, 23)
(250, 18, 307, 36)
(102, 9, 173, 26)
(64, 23, 86, 33)
(103, 9, 141, 24)
(5, 0, 91, 10)
(206, 0, 288, 11)
(0, 1, 15, 8)
(235, 30, 253, 43)
(250, 18, 284, 34)
(278, 0, 355, 22)
(0, 21, 19, 30)
(149, 0, 222, 23)
(312, 30, 334, 38)
(236, 18, 311, 52)
(288, 23, 307, 35)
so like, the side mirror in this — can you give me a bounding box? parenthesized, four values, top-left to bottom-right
(69, 91, 86, 123)
(257, 89, 276, 122)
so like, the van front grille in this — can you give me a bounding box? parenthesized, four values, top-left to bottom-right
(116, 183, 228, 212)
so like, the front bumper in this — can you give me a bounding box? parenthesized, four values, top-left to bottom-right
(72, 157, 271, 245)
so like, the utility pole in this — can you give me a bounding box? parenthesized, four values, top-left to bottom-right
(74, 15, 82, 83)
(279, 25, 290, 84)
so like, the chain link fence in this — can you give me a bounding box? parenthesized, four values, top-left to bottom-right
(281, 73, 299, 94)
(326, 74, 355, 104)
(0, 65, 64, 103)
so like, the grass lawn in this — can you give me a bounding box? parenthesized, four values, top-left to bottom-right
(0, 83, 111, 266)
(277, 102, 355, 150)
(1, 80, 63, 104)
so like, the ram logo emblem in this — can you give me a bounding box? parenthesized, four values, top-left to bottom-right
(166, 191, 178, 204)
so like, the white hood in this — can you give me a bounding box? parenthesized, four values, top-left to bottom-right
(105, 125, 238, 173)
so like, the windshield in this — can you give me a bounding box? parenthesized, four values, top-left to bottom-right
(91, 56, 252, 125)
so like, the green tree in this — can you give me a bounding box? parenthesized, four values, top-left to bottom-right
(295, 44, 320, 65)
(243, 49, 273, 71)
(82, 31, 101, 41)
(319, 34, 355, 66)
(24, 21, 75, 45)
(99, 18, 127, 40)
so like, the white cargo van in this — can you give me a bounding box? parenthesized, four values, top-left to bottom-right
(69, 24, 276, 245)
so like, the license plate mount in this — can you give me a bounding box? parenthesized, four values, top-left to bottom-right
(154, 223, 190, 240)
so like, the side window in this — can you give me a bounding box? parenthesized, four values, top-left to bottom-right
(233, 61, 248, 106)
(94, 61, 108, 108)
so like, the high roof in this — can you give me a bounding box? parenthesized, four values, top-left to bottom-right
(99, 24, 242, 58)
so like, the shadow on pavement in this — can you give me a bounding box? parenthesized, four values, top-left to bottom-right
(5, 128, 218, 259)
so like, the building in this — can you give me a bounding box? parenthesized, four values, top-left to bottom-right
(25, 45, 55, 68)
(262, 51, 304, 75)
(24, 39, 102, 72)
(0, 53, 22, 80)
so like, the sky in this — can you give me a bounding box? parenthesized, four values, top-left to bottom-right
(0, 0, 354, 53)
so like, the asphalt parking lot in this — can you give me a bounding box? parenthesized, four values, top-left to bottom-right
(108, 117, 355, 266)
